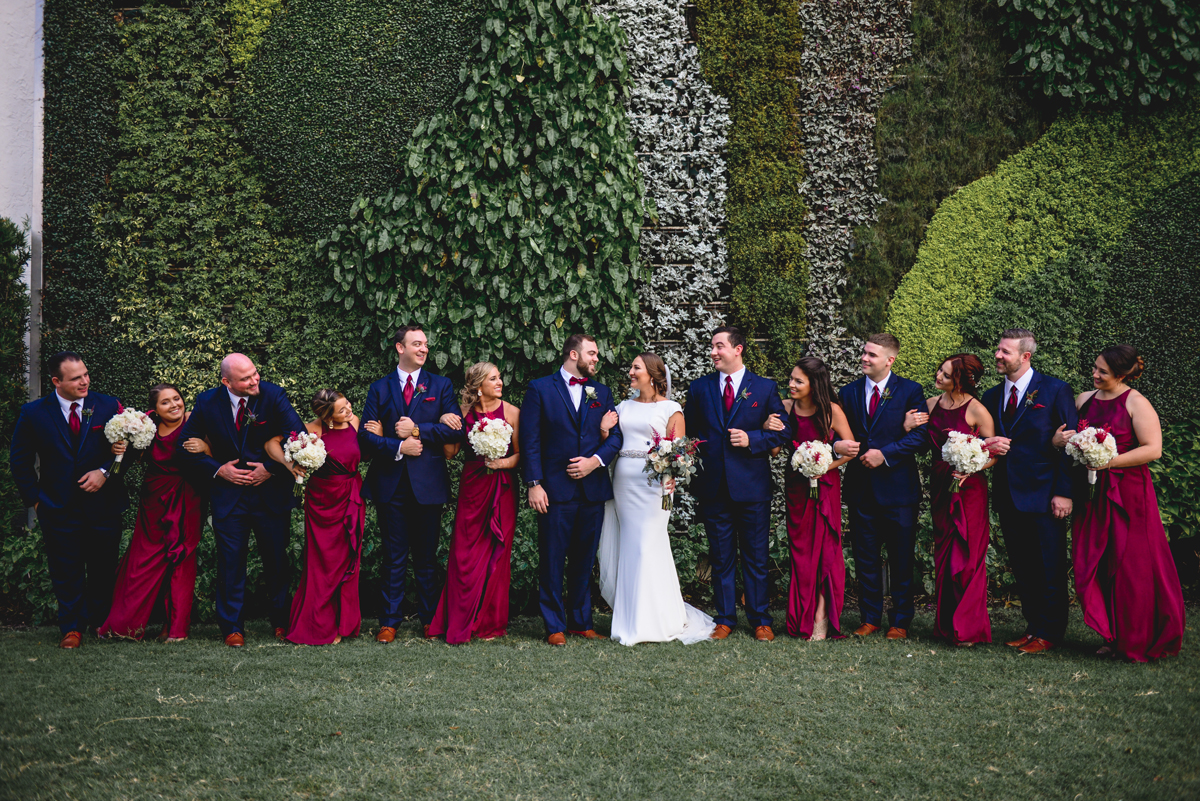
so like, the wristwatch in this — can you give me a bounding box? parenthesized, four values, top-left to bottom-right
(525, 479, 541, 488)
(411, 425, 421, 440)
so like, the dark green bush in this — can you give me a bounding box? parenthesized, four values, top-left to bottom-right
(0, 218, 30, 541)
(695, 0, 807, 377)
(995, 0, 1200, 108)
(239, 0, 487, 239)
(1151, 416, 1200, 540)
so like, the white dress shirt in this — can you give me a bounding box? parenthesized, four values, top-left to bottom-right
(55, 390, 82, 424)
(718, 366, 747, 402)
(393, 366, 423, 461)
(559, 367, 605, 467)
(1003, 368, 1035, 412)
(865, 372, 891, 409)
(227, 387, 250, 423)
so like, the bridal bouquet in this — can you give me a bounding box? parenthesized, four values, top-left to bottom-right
(940, 430, 991, 492)
(282, 431, 327, 496)
(1065, 420, 1118, 497)
(643, 428, 703, 511)
(467, 416, 513, 473)
(103, 408, 156, 476)
(790, 440, 834, 499)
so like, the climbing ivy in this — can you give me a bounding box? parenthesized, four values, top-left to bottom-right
(319, 0, 649, 386)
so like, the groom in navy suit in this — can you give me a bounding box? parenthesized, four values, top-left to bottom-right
(177, 353, 304, 646)
(9, 352, 127, 648)
(520, 333, 622, 645)
(360, 325, 462, 642)
(837, 333, 928, 640)
(982, 328, 1077, 654)
(684, 326, 788, 641)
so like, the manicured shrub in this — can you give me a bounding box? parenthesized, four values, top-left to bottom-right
(0, 219, 30, 542)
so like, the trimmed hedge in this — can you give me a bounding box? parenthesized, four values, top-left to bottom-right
(0, 219, 30, 540)
(319, 0, 649, 387)
(695, 0, 807, 377)
(845, 0, 1049, 337)
(996, 0, 1200, 109)
(887, 103, 1200, 388)
(240, 0, 487, 239)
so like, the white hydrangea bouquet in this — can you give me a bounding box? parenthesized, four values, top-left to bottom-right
(467, 416, 513, 473)
(282, 430, 327, 496)
(1065, 419, 1119, 497)
(643, 428, 703, 511)
(103, 408, 156, 476)
(790, 440, 834, 499)
(940, 430, 991, 492)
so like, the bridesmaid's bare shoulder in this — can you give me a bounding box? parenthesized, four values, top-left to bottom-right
(502, 400, 520, 426)
(1075, 389, 1097, 409)
(349, 414, 361, 431)
(925, 395, 938, 412)
(781, 399, 794, 414)
(304, 420, 322, 436)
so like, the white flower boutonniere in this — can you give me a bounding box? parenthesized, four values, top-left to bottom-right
(584, 386, 598, 402)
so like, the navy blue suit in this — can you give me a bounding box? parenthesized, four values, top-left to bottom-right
(520, 372, 621, 634)
(684, 371, 788, 627)
(9, 391, 127, 633)
(177, 381, 304, 634)
(982, 370, 1077, 642)
(838, 374, 928, 629)
(359, 369, 461, 627)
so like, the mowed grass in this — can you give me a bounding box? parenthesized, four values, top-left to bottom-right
(1, 609, 1197, 801)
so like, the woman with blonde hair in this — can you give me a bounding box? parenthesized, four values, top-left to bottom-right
(428, 362, 521, 643)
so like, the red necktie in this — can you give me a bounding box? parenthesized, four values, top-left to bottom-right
(868, 386, 880, 419)
(723, 376, 734, 413)
(404, 375, 415, 406)
(1004, 385, 1018, 424)
(235, 398, 246, 430)
(569, 376, 588, 386)
(69, 402, 81, 438)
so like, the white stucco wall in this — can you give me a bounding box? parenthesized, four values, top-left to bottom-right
(0, 0, 43, 396)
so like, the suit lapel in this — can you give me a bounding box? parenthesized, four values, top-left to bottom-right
(1009, 371, 1041, 431)
(408, 374, 429, 415)
(387, 370, 405, 418)
(551, 374, 580, 430)
(76, 395, 96, 455)
(708, 373, 725, 427)
(725, 372, 754, 426)
(215, 389, 241, 453)
(866, 377, 895, 434)
(993, 386, 1008, 436)
(46, 394, 73, 449)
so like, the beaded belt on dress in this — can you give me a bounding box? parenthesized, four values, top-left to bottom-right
(618, 449, 648, 459)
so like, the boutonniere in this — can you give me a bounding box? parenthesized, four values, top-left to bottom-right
(879, 388, 893, 403)
(243, 410, 266, 426)
(416, 383, 427, 394)
(584, 386, 598, 401)
(1024, 389, 1041, 409)
(738, 389, 751, 402)
(81, 408, 94, 422)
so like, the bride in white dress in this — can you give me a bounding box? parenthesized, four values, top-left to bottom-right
(598, 353, 715, 645)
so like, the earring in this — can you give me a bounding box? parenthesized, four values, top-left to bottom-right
(477, 390, 483, 396)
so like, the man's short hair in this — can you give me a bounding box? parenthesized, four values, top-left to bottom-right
(866, 333, 900, 354)
(562, 333, 597, 362)
(394, 325, 425, 347)
(1000, 328, 1037, 356)
(713, 325, 746, 352)
(47, 351, 83, 380)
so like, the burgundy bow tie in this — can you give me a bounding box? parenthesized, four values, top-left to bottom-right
(569, 376, 588, 386)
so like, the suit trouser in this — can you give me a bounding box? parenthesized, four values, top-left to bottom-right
(537, 482, 605, 634)
(377, 472, 445, 628)
(997, 500, 1069, 642)
(699, 490, 772, 628)
(211, 493, 292, 635)
(38, 507, 122, 635)
(849, 497, 917, 629)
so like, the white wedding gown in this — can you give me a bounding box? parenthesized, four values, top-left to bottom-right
(598, 399, 715, 646)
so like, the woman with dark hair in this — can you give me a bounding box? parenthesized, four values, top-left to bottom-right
(764, 356, 857, 639)
(427, 362, 521, 644)
(99, 384, 210, 641)
(905, 353, 996, 645)
(1055, 345, 1184, 661)
(270, 389, 364, 645)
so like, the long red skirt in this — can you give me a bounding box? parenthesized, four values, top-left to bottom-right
(930, 463, 991, 644)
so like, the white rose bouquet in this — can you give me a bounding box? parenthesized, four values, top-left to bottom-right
(790, 440, 834, 499)
(1065, 420, 1119, 497)
(282, 430, 327, 496)
(103, 408, 156, 476)
(940, 430, 991, 492)
(467, 416, 513, 473)
(643, 428, 703, 511)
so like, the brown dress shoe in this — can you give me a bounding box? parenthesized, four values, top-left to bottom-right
(886, 627, 908, 640)
(275, 627, 286, 641)
(754, 625, 775, 642)
(59, 631, 82, 649)
(423, 625, 436, 639)
(1006, 633, 1036, 648)
(547, 632, 567, 646)
(224, 632, 244, 648)
(567, 629, 607, 640)
(1018, 637, 1055, 654)
(375, 626, 396, 643)
(710, 624, 733, 640)
(853, 623, 881, 637)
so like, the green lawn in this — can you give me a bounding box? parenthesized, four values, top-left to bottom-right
(1, 609, 1196, 801)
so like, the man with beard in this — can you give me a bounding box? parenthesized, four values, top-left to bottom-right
(982, 329, 1077, 654)
(520, 334, 622, 645)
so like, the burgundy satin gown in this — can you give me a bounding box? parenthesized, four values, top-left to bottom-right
(1072, 390, 1184, 661)
(784, 409, 845, 639)
(99, 425, 203, 640)
(428, 404, 517, 644)
(286, 424, 364, 645)
(928, 401, 992, 644)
